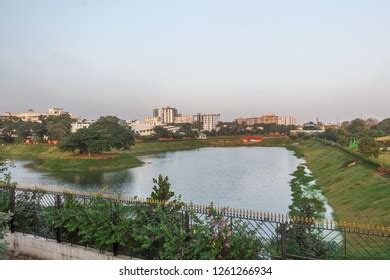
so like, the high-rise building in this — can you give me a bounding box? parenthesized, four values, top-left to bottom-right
(193, 113, 221, 132)
(152, 107, 178, 124)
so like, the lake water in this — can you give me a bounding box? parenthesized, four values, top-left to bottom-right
(8, 147, 306, 213)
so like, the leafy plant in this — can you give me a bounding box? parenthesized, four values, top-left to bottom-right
(150, 175, 174, 202)
(0, 212, 12, 260)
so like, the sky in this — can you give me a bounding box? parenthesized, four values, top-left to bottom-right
(0, 0, 389, 123)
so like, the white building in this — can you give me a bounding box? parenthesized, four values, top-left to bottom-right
(48, 108, 65, 116)
(3, 109, 45, 122)
(198, 133, 207, 140)
(3, 108, 77, 122)
(71, 120, 94, 133)
(128, 120, 155, 136)
(144, 116, 163, 126)
(193, 113, 221, 132)
(163, 125, 181, 133)
(153, 107, 178, 124)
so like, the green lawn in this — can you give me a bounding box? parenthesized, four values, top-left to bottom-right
(294, 140, 390, 225)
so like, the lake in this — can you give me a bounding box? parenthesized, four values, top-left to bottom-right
(8, 147, 306, 213)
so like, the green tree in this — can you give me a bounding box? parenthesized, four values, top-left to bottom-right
(60, 116, 135, 154)
(150, 175, 174, 202)
(154, 126, 172, 138)
(46, 114, 73, 141)
(348, 118, 367, 135)
(377, 118, 390, 134)
(318, 128, 339, 143)
(358, 137, 380, 158)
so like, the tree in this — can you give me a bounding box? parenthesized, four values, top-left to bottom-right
(60, 116, 135, 154)
(46, 114, 73, 141)
(365, 118, 379, 127)
(348, 118, 367, 135)
(358, 137, 380, 158)
(150, 175, 174, 202)
(377, 118, 390, 134)
(154, 126, 172, 138)
(318, 128, 339, 143)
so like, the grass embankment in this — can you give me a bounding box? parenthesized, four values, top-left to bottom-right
(128, 136, 291, 156)
(378, 151, 390, 167)
(0, 137, 291, 172)
(0, 144, 142, 172)
(293, 140, 390, 226)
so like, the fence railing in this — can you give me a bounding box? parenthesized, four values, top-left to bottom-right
(0, 185, 389, 260)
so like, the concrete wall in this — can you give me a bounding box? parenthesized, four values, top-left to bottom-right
(5, 232, 134, 260)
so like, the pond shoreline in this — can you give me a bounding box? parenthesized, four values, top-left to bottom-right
(0, 137, 293, 173)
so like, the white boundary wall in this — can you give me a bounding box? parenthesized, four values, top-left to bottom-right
(5, 232, 134, 260)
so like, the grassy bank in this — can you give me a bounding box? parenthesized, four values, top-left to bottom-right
(0, 144, 142, 172)
(0, 137, 291, 172)
(293, 140, 390, 225)
(378, 151, 390, 167)
(127, 136, 292, 156)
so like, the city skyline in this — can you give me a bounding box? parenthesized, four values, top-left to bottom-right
(1, 1, 389, 123)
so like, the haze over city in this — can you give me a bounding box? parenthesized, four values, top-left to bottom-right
(1, 0, 389, 122)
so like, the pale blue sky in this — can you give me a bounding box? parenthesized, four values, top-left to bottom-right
(0, 0, 389, 123)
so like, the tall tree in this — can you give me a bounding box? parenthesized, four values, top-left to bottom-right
(377, 118, 390, 134)
(358, 137, 380, 158)
(46, 114, 73, 141)
(60, 116, 135, 154)
(348, 118, 367, 135)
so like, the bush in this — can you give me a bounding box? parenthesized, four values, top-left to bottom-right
(0, 212, 12, 260)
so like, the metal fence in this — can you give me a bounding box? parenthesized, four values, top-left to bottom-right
(0, 185, 389, 260)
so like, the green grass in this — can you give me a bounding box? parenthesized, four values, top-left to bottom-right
(293, 140, 390, 225)
(0, 144, 142, 172)
(378, 151, 390, 166)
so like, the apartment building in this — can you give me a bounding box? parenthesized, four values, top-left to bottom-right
(175, 114, 193, 124)
(235, 113, 279, 125)
(153, 107, 178, 124)
(193, 113, 221, 132)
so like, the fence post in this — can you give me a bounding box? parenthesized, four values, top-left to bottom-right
(55, 194, 62, 243)
(280, 222, 287, 259)
(184, 210, 190, 233)
(112, 201, 119, 256)
(8, 185, 15, 233)
(343, 230, 347, 259)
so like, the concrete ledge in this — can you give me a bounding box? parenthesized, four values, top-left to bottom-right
(5, 232, 134, 260)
